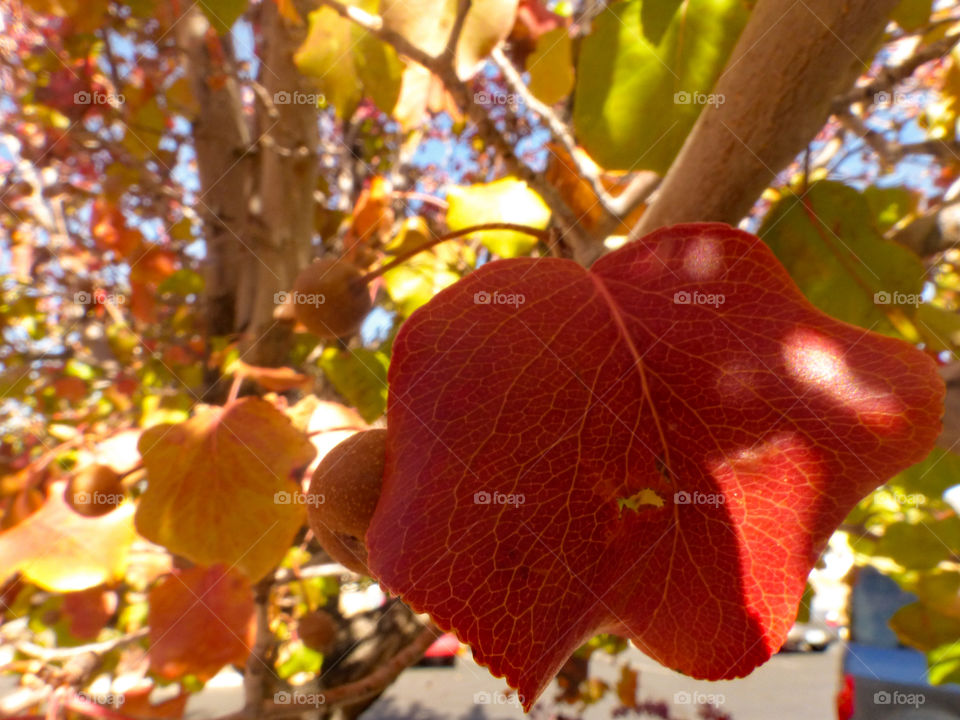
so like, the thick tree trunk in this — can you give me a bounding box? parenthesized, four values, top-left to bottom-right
(240, 0, 319, 367)
(633, 0, 899, 236)
(176, 8, 256, 386)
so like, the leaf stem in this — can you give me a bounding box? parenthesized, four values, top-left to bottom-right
(360, 222, 551, 284)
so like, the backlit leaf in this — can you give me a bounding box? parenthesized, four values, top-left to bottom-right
(148, 564, 255, 680)
(200, 0, 249, 34)
(526, 27, 574, 105)
(573, 0, 751, 172)
(135, 398, 316, 581)
(0, 481, 137, 592)
(319, 347, 389, 423)
(760, 181, 927, 340)
(446, 178, 551, 257)
(368, 223, 943, 708)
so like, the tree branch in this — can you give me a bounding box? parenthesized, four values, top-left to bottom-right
(14, 629, 148, 663)
(260, 624, 440, 715)
(312, 0, 602, 263)
(831, 31, 960, 112)
(632, 0, 900, 238)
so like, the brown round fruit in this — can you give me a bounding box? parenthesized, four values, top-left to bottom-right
(65, 464, 124, 518)
(291, 258, 372, 339)
(307, 428, 386, 575)
(298, 609, 339, 653)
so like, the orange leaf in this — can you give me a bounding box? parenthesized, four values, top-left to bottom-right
(349, 177, 394, 249)
(135, 398, 316, 580)
(130, 281, 157, 323)
(148, 564, 254, 681)
(615, 665, 638, 709)
(0, 481, 137, 591)
(62, 586, 116, 639)
(232, 360, 312, 392)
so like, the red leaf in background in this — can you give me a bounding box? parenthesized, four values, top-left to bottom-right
(368, 223, 943, 708)
(147, 564, 254, 681)
(62, 586, 116, 639)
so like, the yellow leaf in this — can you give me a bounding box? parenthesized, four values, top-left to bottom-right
(135, 398, 316, 581)
(446, 178, 551, 257)
(0, 481, 137, 592)
(526, 26, 574, 105)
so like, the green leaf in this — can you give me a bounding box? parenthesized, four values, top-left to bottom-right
(891, 449, 960, 500)
(354, 30, 404, 113)
(276, 639, 323, 679)
(640, 0, 684, 44)
(929, 643, 960, 684)
(526, 27, 574, 105)
(383, 253, 462, 316)
(916, 304, 960, 352)
(573, 0, 751, 172)
(319, 347, 389, 423)
(876, 518, 960, 570)
(295, 8, 361, 117)
(759, 181, 926, 339)
(891, 0, 933, 31)
(863, 185, 917, 234)
(158, 269, 205, 296)
(445, 178, 551, 257)
(200, 0, 249, 34)
(891, 602, 960, 652)
(295, 3, 404, 116)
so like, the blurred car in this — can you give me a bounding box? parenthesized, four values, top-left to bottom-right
(781, 620, 838, 652)
(838, 566, 960, 719)
(416, 632, 460, 667)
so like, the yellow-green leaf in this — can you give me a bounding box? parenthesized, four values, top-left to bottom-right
(526, 27, 574, 105)
(446, 178, 551, 257)
(135, 398, 316, 581)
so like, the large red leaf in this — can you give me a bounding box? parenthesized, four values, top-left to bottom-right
(367, 223, 943, 708)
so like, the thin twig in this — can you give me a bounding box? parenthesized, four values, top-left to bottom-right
(14, 629, 148, 663)
(444, 0, 472, 65)
(832, 31, 960, 112)
(312, 0, 601, 261)
(360, 222, 552, 283)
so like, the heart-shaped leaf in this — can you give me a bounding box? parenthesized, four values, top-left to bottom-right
(136, 398, 316, 581)
(368, 223, 943, 708)
(148, 564, 255, 680)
